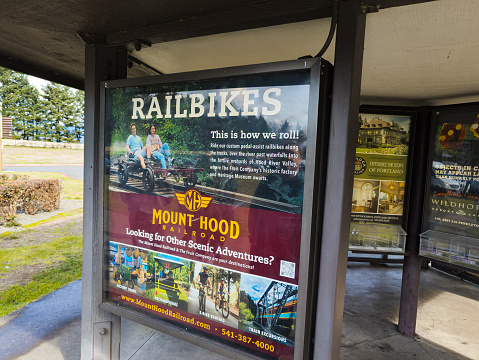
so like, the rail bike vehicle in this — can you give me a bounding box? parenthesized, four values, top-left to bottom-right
(114, 154, 203, 192)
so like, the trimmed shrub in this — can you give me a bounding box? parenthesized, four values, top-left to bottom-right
(0, 178, 62, 221)
(0, 181, 23, 220)
(0, 173, 29, 184)
(22, 179, 62, 214)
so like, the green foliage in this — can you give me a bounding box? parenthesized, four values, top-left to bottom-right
(197, 171, 222, 188)
(240, 289, 257, 318)
(39, 82, 83, 142)
(0, 68, 39, 140)
(170, 259, 191, 285)
(147, 252, 156, 276)
(4, 219, 21, 227)
(357, 144, 409, 155)
(0, 67, 84, 142)
(239, 302, 254, 323)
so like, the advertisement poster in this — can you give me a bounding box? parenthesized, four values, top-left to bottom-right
(349, 113, 411, 250)
(426, 107, 479, 238)
(103, 69, 318, 359)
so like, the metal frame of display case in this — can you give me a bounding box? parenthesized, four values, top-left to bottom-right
(421, 102, 479, 281)
(98, 57, 333, 360)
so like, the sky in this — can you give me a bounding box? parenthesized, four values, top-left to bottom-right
(28, 76, 48, 92)
(240, 274, 274, 302)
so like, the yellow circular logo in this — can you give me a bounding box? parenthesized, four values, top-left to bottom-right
(175, 189, 212, 211)
(184, 189, 203, 212)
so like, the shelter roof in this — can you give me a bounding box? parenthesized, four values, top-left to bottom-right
(3, 0, 478, 106)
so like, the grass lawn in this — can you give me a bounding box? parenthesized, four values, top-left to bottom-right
(0, 167, 84, 317)
(0, 215, 83, 317)
(2, 145, 83, 165)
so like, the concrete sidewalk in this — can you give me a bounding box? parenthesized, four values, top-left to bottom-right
(0, 264, 477, 360)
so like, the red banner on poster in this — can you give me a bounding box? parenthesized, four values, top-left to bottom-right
(109, 190, 301, 284)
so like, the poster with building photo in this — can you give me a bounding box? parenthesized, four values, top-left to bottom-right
(350, 113, 411, 250)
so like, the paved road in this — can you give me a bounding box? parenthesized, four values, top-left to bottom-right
(3, 165, 84, 180)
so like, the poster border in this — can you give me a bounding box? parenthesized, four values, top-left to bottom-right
(98, 58, 332, 360)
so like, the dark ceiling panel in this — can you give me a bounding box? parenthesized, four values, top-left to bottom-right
(106, 0, 333, 45)
(0, 0, 433, 88)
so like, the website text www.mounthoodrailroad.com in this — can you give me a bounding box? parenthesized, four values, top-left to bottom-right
(120, 295, 210, 330)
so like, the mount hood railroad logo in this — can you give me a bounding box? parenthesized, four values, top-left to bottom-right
(175, 189, 212, 212)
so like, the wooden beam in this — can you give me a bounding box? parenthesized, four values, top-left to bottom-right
(314, 0, 366, 358)
(106, 0, 333, 46)
(398, 107, 431, 336)
(81, 43, 127, 360)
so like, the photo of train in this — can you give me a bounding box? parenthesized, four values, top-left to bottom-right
(238, 274, 298, 346)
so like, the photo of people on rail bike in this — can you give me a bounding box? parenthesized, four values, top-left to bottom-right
(188, 262, 241, 329)
(104, 82, 309, 216)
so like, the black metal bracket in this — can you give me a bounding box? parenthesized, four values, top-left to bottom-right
(361, 3, 380, 13)
(133, 40, 152, 52)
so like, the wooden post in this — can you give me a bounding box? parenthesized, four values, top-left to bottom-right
(81, 42, 127, 360)
(313, 0, 366, 358)
(398, 108, 431, 336)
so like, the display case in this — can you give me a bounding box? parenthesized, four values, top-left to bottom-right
(420, 230, 479, 271)
(99, 58, 333, 360)
(421, 104, 479, 272)
(349, 223, 406, 252)
(349, 108, 415, 255)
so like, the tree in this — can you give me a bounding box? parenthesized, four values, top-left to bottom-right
(239, 302, 254, 323)
(0, 68, 84, 142)
(72, 90, 85, 142)
(0, 67, 39, 140)
(39, 83, 79, 142)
